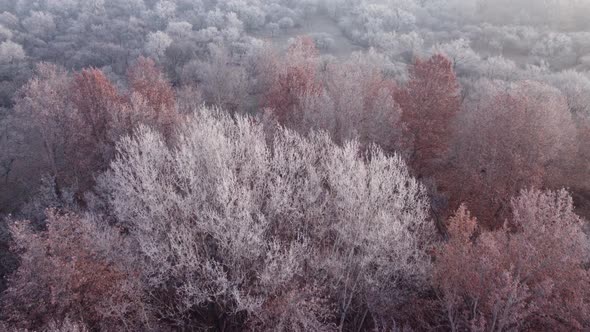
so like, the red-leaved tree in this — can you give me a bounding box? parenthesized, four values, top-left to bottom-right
(264, 36, 321, 126)
(127, 57, 178, 138)
(434, 189, 590, 331)
(448, 81, 577, 226)
(3, 210, 148, 331)
(69, 68, 126, 189)
(395, 54, 461, 177)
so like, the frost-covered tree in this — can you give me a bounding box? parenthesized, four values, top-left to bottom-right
(165, 21, 193, 40)
(0, 25, 12, 42)
(175, 84, 203, 114)
(97, 106, 435, 330)
(144, 31, 172, 62)
(431, 39, 482, 75)
(22, 11, 56, 39)
(325, 52, 403, 151)
(196, 45, 250, 113)
(546, 70, 590, 115)
(12, 63, 72, 194)
(0, 41, 25, 64)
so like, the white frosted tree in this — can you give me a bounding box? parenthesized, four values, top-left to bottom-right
(546, 70, 590, 115)
(196, 45, 250, 113)
(144, 31, 172, 62)
(165, 21, 193, 40)
(22, 11, 56, 39)
(0, 24, 12, 42)
(98, 106, 435, 330)
(0, 40, 25, 64)
(324, 52, 404, 152)
(154, 0, 177, 20)
(11, 63, 72, 199)
(46, 0, 79, 16)
(431, 38, 482, 74)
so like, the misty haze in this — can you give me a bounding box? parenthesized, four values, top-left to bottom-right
(0, 0, 590, 331)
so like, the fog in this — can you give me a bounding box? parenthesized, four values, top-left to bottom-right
(0, 1, 588, 113)
(1, 1, 590, 331)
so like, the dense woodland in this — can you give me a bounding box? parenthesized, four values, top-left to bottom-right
(0, 0, 590, 331)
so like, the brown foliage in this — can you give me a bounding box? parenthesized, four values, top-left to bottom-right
(71, 69, 122, 143)
(395, 54, 461, 177)
(448, 81, 577, 226)
(2, 210, 147, 331)
(127, 57, 178, 137)
(69, 68, 126, 190)
(434, 190, 590, 331)
(12, 60, 180, 200)
(264, 36, 321, 125)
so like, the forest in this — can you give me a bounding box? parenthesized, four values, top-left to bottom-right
(0, 0, 590, 331)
